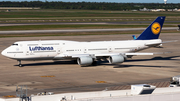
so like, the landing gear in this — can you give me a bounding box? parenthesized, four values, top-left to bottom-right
(18, 60, 22, 67)
(92, 61, 97, 66)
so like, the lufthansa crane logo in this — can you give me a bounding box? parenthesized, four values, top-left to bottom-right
(151, 22, 161, 35)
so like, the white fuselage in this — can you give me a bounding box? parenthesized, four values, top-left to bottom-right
(1, 39, 162, 61)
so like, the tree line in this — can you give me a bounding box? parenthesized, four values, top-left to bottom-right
(0, 1, 179, 10)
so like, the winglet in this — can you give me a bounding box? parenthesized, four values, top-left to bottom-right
(132, 35, 137, 40)
(136, 16, 166, 40)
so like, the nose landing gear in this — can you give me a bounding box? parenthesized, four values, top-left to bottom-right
(18, 60, 22, 67)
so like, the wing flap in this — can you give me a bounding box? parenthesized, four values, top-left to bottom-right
(125, 53, 154, 56)
(54, 52, 170, 60)
(125, 52, 171, 56)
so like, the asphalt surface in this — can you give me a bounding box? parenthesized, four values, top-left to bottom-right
(0, 21, 180, 26)
(0, 27, 177, 34)
(0, 33, 179, 97)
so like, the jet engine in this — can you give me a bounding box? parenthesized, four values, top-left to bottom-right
(77, 56, 93, 66)
(108, 55, 124, 64)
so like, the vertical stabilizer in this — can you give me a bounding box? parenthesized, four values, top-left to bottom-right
(136, 16, 166, 40)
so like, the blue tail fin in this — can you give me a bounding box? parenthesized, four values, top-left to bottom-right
(136, 16, 166, 40)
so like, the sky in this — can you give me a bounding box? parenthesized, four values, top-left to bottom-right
(4, 0, 180, 3)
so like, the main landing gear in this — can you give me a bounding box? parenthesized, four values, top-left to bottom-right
(18, 60, 22, 67)
(92, 61, 97, 66)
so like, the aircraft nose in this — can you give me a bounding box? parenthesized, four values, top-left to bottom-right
(1, 49, 7, 56)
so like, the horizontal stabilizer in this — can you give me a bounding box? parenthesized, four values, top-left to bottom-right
(161, 40, 178, 43)
(145, 42, 162, 47)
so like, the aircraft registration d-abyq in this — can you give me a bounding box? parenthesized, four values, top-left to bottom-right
(2, 16, 168, 67)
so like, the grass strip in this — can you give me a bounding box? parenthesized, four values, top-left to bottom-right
(1, 10, 180, 18)
(0, 30, 178, 38)
(0, 25, 177, 31)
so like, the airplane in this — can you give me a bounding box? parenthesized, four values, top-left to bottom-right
(2, 16, 166, 67)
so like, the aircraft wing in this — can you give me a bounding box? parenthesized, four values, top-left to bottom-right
(125, 52, 170, 56)
(125, 53, 153, 55)
(54, 52, 170, 59)
(69, 53, 155, 58)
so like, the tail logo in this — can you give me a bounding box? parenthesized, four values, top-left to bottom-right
(151, 22, 161, 35)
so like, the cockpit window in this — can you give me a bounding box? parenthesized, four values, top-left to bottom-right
(12, 44, 18, 46)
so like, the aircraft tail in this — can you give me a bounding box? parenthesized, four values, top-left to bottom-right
(136, 16, 166, 40)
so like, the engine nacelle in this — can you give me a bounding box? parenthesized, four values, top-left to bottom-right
(77, 56, 93, 66)
(108, 55, 124, 64)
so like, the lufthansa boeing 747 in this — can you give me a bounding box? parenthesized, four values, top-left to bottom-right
(2, 16, 167, 67)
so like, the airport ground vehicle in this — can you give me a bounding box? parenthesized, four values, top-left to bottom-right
(169, 75, 180, 87)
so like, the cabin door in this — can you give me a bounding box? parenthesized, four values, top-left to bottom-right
(108, 46, 112, 52)
(26, 45, 30, 55)
(27, 46, 34, 55)
(84, 48, 87, 53)
(57, 48, 61, 54)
